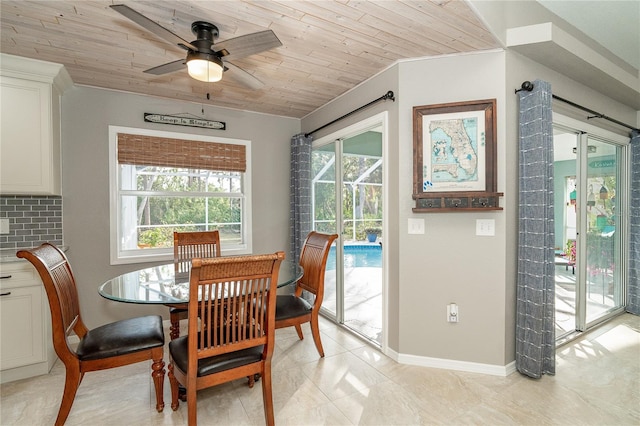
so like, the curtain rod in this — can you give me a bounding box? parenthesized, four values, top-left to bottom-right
(515, 81, 639, 133)
(305, 91, 395, 138)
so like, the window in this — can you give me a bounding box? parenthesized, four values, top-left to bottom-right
(109, 126, 252, 264)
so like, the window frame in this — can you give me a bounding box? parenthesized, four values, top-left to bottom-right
(108, 125, 252, 265)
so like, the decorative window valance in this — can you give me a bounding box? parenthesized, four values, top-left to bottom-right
(117, 133, 246, 172)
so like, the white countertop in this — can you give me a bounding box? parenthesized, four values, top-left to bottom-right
(0, 246, 68, 263)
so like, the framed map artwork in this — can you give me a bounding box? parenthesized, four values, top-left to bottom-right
(412, 99, 502, 212)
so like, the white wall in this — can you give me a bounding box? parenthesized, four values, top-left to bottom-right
(61, 87, 299, 328)
(396, 52, 509, 367)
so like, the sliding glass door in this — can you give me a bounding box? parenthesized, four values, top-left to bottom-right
(583, 136, 624, 325)
(553, 117, 628, 341)
(311, 114, 386, 346)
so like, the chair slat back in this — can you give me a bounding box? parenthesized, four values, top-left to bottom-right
(173, 230, 221, 274)
(188, 252, 284, 361)
(17, 243, 85, 359)
(297, 232, 338, 295)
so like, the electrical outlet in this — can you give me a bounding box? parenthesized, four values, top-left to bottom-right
(0, 219, 9, 235)
(447, 303, 459, 323)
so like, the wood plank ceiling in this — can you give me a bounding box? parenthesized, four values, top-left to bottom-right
(0, 1, 500, 118)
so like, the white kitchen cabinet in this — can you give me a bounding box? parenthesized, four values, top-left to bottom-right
(0, 53, 72, 195)
(0, 260, 55, 383)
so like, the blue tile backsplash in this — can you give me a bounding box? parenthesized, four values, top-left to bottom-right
(0, 196, 63, 250)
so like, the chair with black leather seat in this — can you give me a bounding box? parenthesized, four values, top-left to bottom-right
(275, 231, 338, 357)
(169, 230, 222, 339)
(168, 252, 284, 426)
(17, 243, 165, 426)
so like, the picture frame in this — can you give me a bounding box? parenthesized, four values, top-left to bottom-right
(412, 99, 502, 212)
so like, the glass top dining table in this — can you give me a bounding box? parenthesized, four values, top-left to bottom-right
(98, 259, 303, 305)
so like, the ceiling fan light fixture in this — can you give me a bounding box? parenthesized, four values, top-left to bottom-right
(186, 52, 223, 82)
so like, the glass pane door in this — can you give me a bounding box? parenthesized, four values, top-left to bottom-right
(553, 122, 626, 341)
(311, 141, 338, 318)
(553, 128, 579, 337)
(311, 125, 384, 346)
(341, 135, 383, 344)
(584, 137, 623, 325)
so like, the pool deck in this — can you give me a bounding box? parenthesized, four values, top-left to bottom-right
(322, 266, 382, 346)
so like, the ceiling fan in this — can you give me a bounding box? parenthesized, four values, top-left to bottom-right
(110, 4, 281, 89)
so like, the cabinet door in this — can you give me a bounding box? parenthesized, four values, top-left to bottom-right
(0, 76, 59, 195)
(0, 285, 45, 370)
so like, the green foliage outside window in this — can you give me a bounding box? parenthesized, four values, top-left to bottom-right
(312, 151, 382, 241)
(129, 166, 241, 248)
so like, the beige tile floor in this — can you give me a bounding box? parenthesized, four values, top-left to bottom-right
(1, 313, 638, 425)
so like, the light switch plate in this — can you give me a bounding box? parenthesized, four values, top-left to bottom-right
(408, 218, 425, 234)
(0, 219, 9, 234)
(476, 219, 495, 236)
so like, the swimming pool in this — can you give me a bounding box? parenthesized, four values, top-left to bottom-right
(326, 244, 382, 270)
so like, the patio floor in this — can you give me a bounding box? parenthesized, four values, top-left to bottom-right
(555, 262, 618, 337)
(322, 267, 383, 346)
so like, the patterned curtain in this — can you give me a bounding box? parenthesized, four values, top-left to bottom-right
(515, 79, 556, 378)
(627, 130, 640, 315)
(289, 133, 313, 263)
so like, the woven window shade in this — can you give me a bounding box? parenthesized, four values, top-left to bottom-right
(118, 133, 246, 172)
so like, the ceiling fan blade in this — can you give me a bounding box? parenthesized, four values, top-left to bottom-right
(224, 62, 265, 90)
(144, 59, 186, 76)
(215, 30, 281, 61)
(110, 4, 197, 51)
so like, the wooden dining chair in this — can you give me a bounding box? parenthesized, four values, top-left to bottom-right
(169, 230, 222, 339)
(17, 243, 165, 426)
(275, 231, 338, 357)
(167, 252, 284, 426)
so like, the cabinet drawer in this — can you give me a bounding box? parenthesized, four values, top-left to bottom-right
(0, 262, 40, 289)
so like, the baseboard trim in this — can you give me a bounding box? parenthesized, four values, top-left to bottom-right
(385, 347, 516, 377)
(0, 360, 53, 384)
